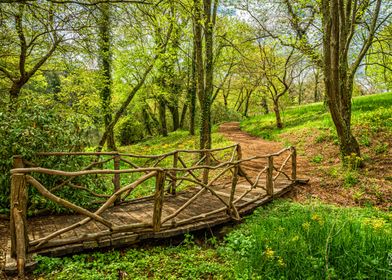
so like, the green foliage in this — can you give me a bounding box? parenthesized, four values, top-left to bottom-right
(211, 102, 243, 124)
(116, 115, 145, 145)
(220, 200, 392, 280)
(311, 154, 323, 164)
(0, 100, 87, 214)
(35, 201, 392, 279)
(343, 171, 360, 188)
(374, 142, 389, 154)
(34, 244, 232, 279)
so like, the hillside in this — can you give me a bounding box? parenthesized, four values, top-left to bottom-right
(242, 93, 392, 210)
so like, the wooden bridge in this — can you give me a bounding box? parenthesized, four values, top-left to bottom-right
(6, 144, 303, 276)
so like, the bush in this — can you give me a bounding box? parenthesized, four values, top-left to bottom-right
(116, 115, 146, 145)
(0, 101, 89, 214)
(211, 102, 243, 124)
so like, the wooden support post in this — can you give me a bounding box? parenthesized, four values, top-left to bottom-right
(10, 156, 28, 277)
(202, 151, 210, 185)
(236, 144, 242, 161)
(291, 147, 297, 181)
(228, 164, 240, 220)
(153, 171, 165, 232)
(113, 154, 121, 204)
(170, 152, 178, 195)
(266, 156, 274, 196)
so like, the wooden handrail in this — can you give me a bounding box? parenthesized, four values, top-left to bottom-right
(10, 144, 299, 277)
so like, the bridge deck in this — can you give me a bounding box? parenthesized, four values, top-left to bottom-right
(4, 178, 294, 272)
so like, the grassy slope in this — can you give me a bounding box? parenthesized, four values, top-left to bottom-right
(118, 129, 233, 155)
(241, 92, 392, 141)
(242, 93, 392, 210)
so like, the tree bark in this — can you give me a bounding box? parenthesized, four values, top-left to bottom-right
(167, 104, 180, 131)
(98, 2, 116, 151)
(273, 100, 283, 129)
(322, 0, 361, 159)
(158, 97, 168, 137)
(189, 41, 197, 135)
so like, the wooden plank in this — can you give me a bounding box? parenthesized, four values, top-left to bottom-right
(213, 190, 256, 203)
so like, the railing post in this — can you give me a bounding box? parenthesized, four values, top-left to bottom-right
(170, 152, 178, 195)
(153, 171, 165, 232)
(291, 147, 297, 181)
(266, 156, 274, 196)
(228, 145, 241, 220)
(10, 155, 28, 277)
(202, 151, 210, 185)
(113, 154, 121, 204)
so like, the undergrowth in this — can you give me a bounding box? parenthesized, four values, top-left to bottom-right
(221, 200, 392, 279)
(34, 200, 392, 279)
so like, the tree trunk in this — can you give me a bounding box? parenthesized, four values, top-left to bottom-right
(158, 97, 168, 137)
(98, 2, 116, 151)
(189, 39, 197, 136)
(142, 105, 153, 136)
(261, 95, 269, 114)
(314, 69, 320, 102)
(243, 89, 252, 117)
(179, 103, 188, 129)
(322, 0, 361, 160)
(168, 104, 180, 131)
(273, 100, 283, 129)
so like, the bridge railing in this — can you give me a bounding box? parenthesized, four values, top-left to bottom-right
(9, 144, 298, 276)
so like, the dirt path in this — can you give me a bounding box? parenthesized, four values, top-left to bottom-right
(219, 122, 304, 172)
(219, 122, 283, 159)
(219, 121, 308, 194)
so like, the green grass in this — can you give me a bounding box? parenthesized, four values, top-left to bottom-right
(118, 129, 233, 155)
(34, 238, 232, 279)
(221, 200, 392, 280)
(241, 92, 392, 140)
(34, 201, 392, 279)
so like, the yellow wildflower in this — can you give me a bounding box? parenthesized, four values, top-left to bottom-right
(278, 257, 286, 267)
(265, 247, 275, 259)
(311, 214, 324, 225)
(372, 219, 386, 230)
(302, 222, 311, 231)
(291, 235, 299, 242)
(363, 218, 386, 230)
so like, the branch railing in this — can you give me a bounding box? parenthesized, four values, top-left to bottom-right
(9, 144, 298, 277)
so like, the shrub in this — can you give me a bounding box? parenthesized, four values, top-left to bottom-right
(211, 102, 243, 124)
(116, 115, 145, 145)
(0, 101, 90, 214)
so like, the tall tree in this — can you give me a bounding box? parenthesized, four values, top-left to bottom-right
(193, 0, 218, 149)
(0, 3, 66, 104)
(240, 0, 389, 160)
(98, 2, 116, 150)
(320, 0, 382, 158)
